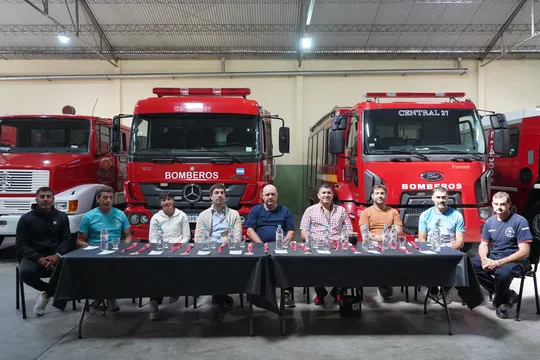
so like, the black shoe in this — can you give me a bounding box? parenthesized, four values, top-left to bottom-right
(440, 289, 453, 305)
(496, 305, 509, 319)
(507, 290, 518, 308)
(215, 295, 234, 312)
(284, 293, 296, 308)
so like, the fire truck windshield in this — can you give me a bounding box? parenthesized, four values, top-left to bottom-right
(363, 109, 486, 155)
(130, 113, 260, 159)
(0, 118, 90, 153)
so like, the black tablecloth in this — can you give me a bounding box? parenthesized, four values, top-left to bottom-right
(53, 243, 278, 312)
(269, 242, 484, 309)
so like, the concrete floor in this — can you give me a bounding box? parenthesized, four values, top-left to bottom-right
(1, 256, 539, 360)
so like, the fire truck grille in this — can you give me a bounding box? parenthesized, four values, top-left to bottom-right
(0, 198, 34, 215)
(0, 170, 50, 194)
(404, 207, 426, 215)
(140, 183, 247, 211)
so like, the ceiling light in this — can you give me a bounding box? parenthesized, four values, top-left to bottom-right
(57, 33, 70, 44)
(301, 37, 312, 50)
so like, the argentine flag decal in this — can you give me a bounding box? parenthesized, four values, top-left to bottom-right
(236, 168, 245, 175)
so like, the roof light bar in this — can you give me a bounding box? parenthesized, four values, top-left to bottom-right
(152, 87, 251, 97)
(363, 92, 466, 98)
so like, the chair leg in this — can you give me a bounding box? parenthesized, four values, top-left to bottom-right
(515, 276, 526, 321)
(291, 288, 295, 301)
(306, 287, 310, 304)
(405, 287, 409, 302)
(239, 293, 244, 308)
(16, 266, 20, 310)
(139, 298, 143, 308)
(193, 296, 197, 309)
(20, 277, 27, 319)
(185, 296, 189, 307)
(401, 286, 404, 293)
(72, 301, 76, 311)
(533, 273, 540, 314)
(489, 292, 493, 301)
(414, 286, 419, 301)
(132, 298, 136, 304)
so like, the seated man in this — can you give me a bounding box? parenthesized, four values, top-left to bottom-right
(148, 191, 191, 320)
(471, 191, 532, 319)
(246, 184, 296, 307)
(418, 186, 465, 304)
(15, 187, 71, 316)
(194, 183, 242, 311)
(76, 185, 132, 311)
(300, 183, 352, 305)
(359, 184, 402, 301)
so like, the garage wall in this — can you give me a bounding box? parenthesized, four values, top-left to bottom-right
(1, 59, 539, 213)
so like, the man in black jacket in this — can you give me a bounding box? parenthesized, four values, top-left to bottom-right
(16, 187, 71, 316)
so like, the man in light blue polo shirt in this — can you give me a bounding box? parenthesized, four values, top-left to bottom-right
(418, 186, 465, 304)
(76, 185, 132, 311)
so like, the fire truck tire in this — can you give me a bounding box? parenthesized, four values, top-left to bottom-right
(527, 203, 540, 237)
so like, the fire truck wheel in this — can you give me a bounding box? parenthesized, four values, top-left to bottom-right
(527, 203, 540, 237)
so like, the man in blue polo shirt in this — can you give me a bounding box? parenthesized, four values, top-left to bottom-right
(246, 184, 295, 307)
(471, 191, 533, 319)
(418, 186, 465, 304)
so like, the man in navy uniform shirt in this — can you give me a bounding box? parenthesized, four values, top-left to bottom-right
(471, 191, 533, 319)
(246, 184, 296, 307)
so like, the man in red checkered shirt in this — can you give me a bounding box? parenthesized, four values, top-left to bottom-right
(300, 183, 353, 305)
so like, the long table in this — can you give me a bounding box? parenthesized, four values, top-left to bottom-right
(53, 242, 275, 338)
(269, 242, 483, 335)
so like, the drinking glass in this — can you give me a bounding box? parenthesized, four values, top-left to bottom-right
(241, 236, 246, 248)
(111, 238, 120, 251)
(397, 235, 406, 249)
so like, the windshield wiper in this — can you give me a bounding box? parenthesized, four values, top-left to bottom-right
(189, 147, 242, 163)
(387, 150, 429, 161)
(430, 150, 483, 160)
(134, 148, 183, 163)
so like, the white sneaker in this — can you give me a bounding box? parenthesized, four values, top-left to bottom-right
(149, 301, 159, 321)
(106, 299, 120, 312)
(33, 292, 50, 317)
(169, 296, 179, 304)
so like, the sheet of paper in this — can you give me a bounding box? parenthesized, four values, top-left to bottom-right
(365, 249, 381, 254)
(419, 250, 437, 255)
(352, 251, 363, 254)
(83, 246, 99, 250)
(97, 250, 114, 255)
(148, 250, 163, 255)
(197, 251, 211, 256)
(317, 250, 331, 254)
(244, 252, 254, 256)
(274, 249, 288, 254)
(229, 250, 243, 255)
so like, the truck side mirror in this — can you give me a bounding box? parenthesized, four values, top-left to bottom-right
(331, 115, 347, 130)
(110, 116, 121, 155)
(492, 128, 510, 155)
(330, 130, 345, 154)
(489, 113, 507, 130)
(279, 126, 290, 154)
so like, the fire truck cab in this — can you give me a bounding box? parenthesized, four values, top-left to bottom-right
(0, 107, 130, 245)
(315, 92, 508, 248)
(111, 87, 290, 241)
(483, 108, 540, 236)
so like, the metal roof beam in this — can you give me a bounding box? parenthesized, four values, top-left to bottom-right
(480, 0, 529, 61)
(79, 0, 117, 61)
(21, 0, 118, 66)
(296, 0, 314, 66)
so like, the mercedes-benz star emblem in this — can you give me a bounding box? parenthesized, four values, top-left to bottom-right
(0, 172, 13, 191)
(183, 183, 202, 203)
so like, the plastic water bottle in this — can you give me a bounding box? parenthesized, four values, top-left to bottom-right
(431, 221, 441, 252)
(156, 224, 164, 251)
(100, 228, 108, 251)
(322, 225, 330, 251)
(228, 224, 237, 250)
(305, 225, 312, 250)
(202, 225, 210, 251)
(275, 224, 284, 250)
(381, 224, 390, 250)
(341, 223, 349, 251)
(362, 224, 370, 250)
(389, 224, 398, 249)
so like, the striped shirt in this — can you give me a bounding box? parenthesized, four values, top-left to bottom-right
(300, 203, 353, 241)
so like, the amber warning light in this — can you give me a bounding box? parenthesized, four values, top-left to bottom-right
(363, 92, 466, 98)
(153, 88, 251, 97)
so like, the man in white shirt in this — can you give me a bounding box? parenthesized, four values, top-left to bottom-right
(148, 191, 191, 320)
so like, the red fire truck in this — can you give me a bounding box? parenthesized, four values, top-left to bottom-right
(483, 108, 540, 236)
(0, 107, 130, 245)
(309, 92, 508, 249)
(110, 87, 290, 241)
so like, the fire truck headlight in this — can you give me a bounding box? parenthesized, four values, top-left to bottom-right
(129, 214, 140, 225)
(478, 207, 492, 220)
(55, 201, 68, 211)
(140, 215, 149, 224)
